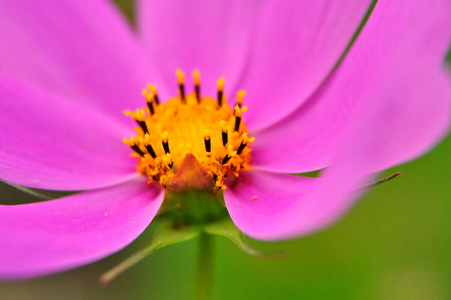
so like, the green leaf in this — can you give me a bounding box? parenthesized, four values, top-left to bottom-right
(204, 218, 283, 258)
(99, 222, 201, 286)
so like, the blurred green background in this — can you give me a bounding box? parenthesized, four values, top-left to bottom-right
(1, 1, 451, 299)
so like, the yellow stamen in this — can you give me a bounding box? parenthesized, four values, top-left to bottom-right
(123, 70, 254, 191)
(144, 93, 155, 115)
(204, 135, 211, 153)
(125, 109, 146, 122)
(145, 93, 154, 104)
(217, 77, 225, 92)
(161, 131, 169, 142)
(219, 120, 229, 131)
(147, 84, 160, 104)
(148, 84, 158, 95)
(241, 132, 255, 144)
(123, 136, 136, 147)
(217, 77, 225, 107)
(176, 69, 185, 85)
(226, 144, 237, 157)
(193, 70, 201, 103)
(176, 70, 186, 103)
(193, 70, 200, 86)
(234, 105, 247, 118)
(236, 90, 246, 107)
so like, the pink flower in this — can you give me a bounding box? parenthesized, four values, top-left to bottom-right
(0, 0, 450, 279)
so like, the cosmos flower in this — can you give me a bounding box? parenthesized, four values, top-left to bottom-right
(0, 0, 450, 279)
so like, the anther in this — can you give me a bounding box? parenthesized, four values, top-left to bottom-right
(163, 153, 174, 169)
(161, 131, 170, 154)
(123, 137, 145, 157)
(145, 93, 155, 115)
(139, 121, 149, 133)
(217, 77, 225, 108)
(237, 133, 254, 154)
(147, 85, 160, 105)
(222, 144, 236, 165)
(236, 90, 245, 108)
(234, 117, 241, 132)
(193, 70, 201, 103)
(139, 134, 158, 159)
(236, 141, 247, 155)
(176, 70, 186, 104)
(162, 140, 170, 154)
(221, 154, 231, 165)
(132, 145, 145, 157)
(204, 135, 211, 153)
(234, 105, 247, 132)
(219, 120, 229, 146)
(222, 130, 228, 146)
(125, 109, 149, 133)
(145, 143, 157, 159)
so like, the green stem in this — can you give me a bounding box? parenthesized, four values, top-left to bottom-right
(196, 233, 214, 300)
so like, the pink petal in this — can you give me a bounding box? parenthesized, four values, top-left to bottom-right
(0, 0, 166, 124)
(0, 74, 136, 190)
(251, 0, 451, 173)
(224, 170, 366, 241)
(0, 178, 164, 279)
(226, 0, 451, 241)
(241, 0, 371, 130)
(137, 0, 266, 97)
(329, 0, 451, 172)
(251, 82, 349, 173)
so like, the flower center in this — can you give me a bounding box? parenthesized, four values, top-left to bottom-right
(123, 70, 254, 191)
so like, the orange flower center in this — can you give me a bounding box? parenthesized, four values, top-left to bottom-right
(123, 70, 254, 191)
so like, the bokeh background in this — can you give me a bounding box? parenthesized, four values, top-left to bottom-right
(1, 1, 450, 299)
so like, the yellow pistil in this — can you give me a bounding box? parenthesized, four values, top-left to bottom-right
(124, 70, 254, 191)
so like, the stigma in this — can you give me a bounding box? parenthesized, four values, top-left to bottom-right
(123, 70, 254, 191)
